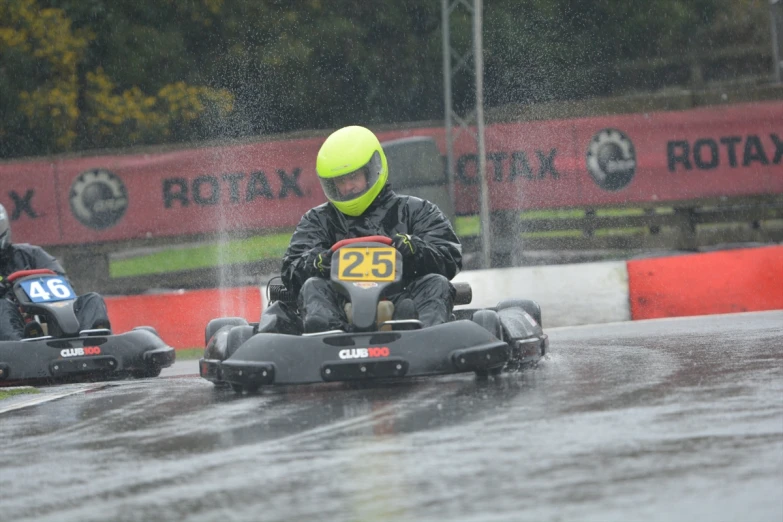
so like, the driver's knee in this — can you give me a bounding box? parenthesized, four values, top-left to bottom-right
(301, 276, 329, 295)
(74, 292, 111, 330)
(261, 301, 302, 335)
(0, 299, 24, 341)
(76, 292, 107, 308)
(414, 274, 453, 299)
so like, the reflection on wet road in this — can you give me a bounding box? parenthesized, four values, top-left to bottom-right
(0, 311, 781, 522)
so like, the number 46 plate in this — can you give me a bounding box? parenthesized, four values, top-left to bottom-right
(20, 276, 76, 303)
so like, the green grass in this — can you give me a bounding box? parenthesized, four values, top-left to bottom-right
(175, 348, 205, 360)
(0, 387, 40, 400)
(454, 216, 481, 236)
(111, 233, 292, 278)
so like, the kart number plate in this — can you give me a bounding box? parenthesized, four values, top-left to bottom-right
(20, 276, 76, 303)
(337, 247, 396, 282)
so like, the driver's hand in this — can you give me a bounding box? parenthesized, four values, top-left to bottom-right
(0, 276, 10, 298)
(308, 249, 333, 278)
(392, 233, 416, 258)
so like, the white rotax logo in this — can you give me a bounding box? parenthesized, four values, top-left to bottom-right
(69, 169, 129, 230)
(586, 128, 637, 191)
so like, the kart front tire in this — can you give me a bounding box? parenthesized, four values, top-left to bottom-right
(205, 317, 248, 346)
(495, 299, 543, 327)
(225, 325, 255, 359)
(471, 309, 504, 341)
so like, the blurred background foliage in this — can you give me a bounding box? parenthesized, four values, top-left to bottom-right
(0, 0, 773, 159)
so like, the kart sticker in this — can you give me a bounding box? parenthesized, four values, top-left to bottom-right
(60, 346, 102, 357)
(20, 277, 76, 303)
(352, 282, 379, 289)
(337, 247, 396, 282)
(338, 347, 390, 359)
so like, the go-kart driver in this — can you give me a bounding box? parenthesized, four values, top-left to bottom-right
(0, 204, 111, 341)
(265, 125, 462, 334)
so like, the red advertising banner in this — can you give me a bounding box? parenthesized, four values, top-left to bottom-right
(0, 161, 61, 245)
(52, 137, 328, 244)
(1, 101, 781, 247)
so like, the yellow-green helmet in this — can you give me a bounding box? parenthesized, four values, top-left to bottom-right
(316, 126, 388, 217)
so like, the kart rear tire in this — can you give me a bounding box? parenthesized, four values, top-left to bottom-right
(475, 367, 503, 378)
(471, 310, 505, 377)
(495, 299, 542, 327)
(225, 325, 255, 359)
(231, 383, 259, 394)
(205, 317, 248, 346)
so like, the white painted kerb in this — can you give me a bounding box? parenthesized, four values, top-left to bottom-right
(452, 261, 631, 327)
(260, 261, 632, 328)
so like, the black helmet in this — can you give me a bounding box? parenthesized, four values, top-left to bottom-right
(0, 204, 11, 252)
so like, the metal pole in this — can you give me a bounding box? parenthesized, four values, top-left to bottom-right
(772, 0, 783, 83)
(473, 0, 490, 269)
(442, 0, 456, 207)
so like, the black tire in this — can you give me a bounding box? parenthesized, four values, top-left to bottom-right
(225, 325, 255, 359)
(471, 309, 504, 341)
(452, 282, 472, 306)
(453, 308, 479, 321)
(495, 299, 543, 327)
(231, 382, 259, 394)
(132, 326, 160, 337)
(205, 317, 248, 346)
(475, 367, 503, 378)
(471, 310, 505, 377)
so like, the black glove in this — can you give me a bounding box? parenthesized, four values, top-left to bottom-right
(392, 233, 416, 259)
(307, 249, 333, 278)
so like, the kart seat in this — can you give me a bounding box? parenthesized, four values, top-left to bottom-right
(344, 301, 394, 332)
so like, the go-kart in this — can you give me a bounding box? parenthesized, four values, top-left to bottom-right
(200, 236, 548, 393)
(0, 269, 175, 386)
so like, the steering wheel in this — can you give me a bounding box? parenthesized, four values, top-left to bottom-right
(6, 269, 57, 283)
(330, 235, 392, 252)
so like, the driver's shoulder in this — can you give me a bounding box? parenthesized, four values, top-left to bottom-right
(10, 243, 45, 255)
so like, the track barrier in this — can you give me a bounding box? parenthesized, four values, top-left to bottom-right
(103, 245, 781, 349)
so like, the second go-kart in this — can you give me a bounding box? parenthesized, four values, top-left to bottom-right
(0, 269, 175, 386)
(200, 236, 548, 393)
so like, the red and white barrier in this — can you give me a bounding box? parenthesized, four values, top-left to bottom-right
(103, 245, 783, 349)
(105, 287, 262, 350)
(627, 246, 783, 319)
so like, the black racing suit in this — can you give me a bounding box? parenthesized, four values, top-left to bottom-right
(264, 185, 462, 333)
(0, 243, 111, 341)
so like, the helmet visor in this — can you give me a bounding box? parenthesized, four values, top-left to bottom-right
(320, 151, 382, 203)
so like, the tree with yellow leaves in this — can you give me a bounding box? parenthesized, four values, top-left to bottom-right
(0, 0, 233, 157)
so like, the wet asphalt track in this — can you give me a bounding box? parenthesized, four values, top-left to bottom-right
(0, 311, 781, 522)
